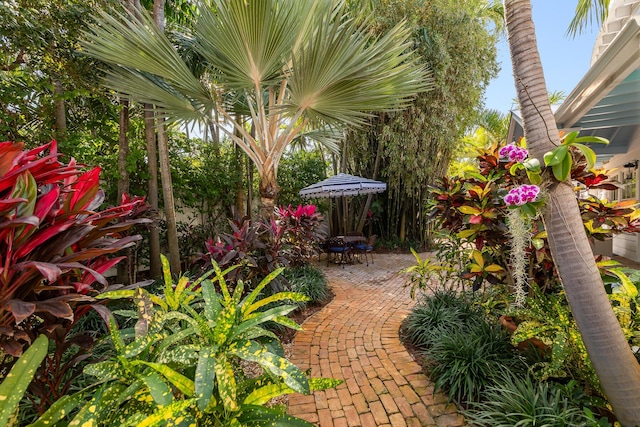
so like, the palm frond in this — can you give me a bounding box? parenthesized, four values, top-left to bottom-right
(567, 0, 610, 37)
(295, 124, 344, 155)
(193, 0, 310, 90)
(80, 6, 213, 122)
(287, 2, 434, 127)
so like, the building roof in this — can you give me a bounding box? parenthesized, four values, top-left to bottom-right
(508, 1, 640, 159)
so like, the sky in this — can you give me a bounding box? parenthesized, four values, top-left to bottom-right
(483, 1, 602, 113)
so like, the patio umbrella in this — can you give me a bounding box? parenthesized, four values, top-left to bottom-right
(299, 173, 386, 198)
(299, 173, 386, 235)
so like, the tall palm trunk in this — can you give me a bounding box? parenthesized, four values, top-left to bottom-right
(144, 107, 162, 279)
(504, 1, 640, 423)
(52, 79, 66, 140)
(258, 166, 278, 219)
(153, 0, 181, 275)
(117, 98, 131, 284)
(156, 121, 181, 274)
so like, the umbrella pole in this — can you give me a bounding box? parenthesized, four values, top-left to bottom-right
(342, 196, 348, 235)
(328, 198, 334, 236)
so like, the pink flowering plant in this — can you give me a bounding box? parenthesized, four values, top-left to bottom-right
(499, 142, 545, 218)
(504, 184, 543, 217)
(197, 205, 325, 291)
(500, 143, 542, 185)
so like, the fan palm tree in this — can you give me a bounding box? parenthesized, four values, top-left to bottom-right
(503, 0, 640, 423)
(81, 0, 432, 218)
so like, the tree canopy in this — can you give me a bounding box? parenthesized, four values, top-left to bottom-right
(343, 0, 501, 243)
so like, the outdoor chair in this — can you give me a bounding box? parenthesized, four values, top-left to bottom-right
(354, 234, 377, 266)
(325, 237, 351, 267)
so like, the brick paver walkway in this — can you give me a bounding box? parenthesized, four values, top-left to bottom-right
(288, 252, 467, 427)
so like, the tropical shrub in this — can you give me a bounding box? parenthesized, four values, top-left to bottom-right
(198, 205, 325, 290)
(464, 373, 609, 427)
(274, 204, 326, 267)
(30, 256, 340, 426)
(424, 320, 525, 404)
(402, 247, 458, 298)
(283, 264, 331, 308)
(427, 142, 629, 293)
(0, 140, 151, 417)
(505, 288, 601, 394)
(598, 260, 640, 350)
(0, 140, 150, 356)
(506, 263, 640, 397)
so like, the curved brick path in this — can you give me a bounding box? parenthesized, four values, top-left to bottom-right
(288, 253, 467, 427)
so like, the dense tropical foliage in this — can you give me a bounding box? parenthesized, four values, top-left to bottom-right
(4, 0, 640, 424)
(80, 0, 433, 217)
(342, 0, 501, 243)
(407, 137, 640, 424)
(503, 0, 640, 423)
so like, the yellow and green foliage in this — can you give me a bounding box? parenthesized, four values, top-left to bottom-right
(0, 335, 48, 427)
(507, 288, 601, 394)
(29, 256, 340, 426)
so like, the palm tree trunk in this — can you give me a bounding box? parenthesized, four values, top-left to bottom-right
(504, 1, 640, 423)
(157, 121, 181, 274)
(144, 106, 162, 279)
(117, 98, 131, 285)
(52, 79, 66, 140)
(234, 113, 245, 215)
(246, 121, 256, 218)
(259, 165, 278, 220)
(151, 0, 180, 275)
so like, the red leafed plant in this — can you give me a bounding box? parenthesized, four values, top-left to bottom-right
(0, 140, 150, 357)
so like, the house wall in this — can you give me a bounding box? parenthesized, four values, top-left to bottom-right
(597, 126, 640, 261)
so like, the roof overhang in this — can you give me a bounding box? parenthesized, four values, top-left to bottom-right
(507, 15, 640, 159)
(555, 16, 640, 129)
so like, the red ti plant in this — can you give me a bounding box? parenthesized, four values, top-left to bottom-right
(0, 140, 150, 357)
(198, 205, 325, 292)
(275, 204, 326, 267)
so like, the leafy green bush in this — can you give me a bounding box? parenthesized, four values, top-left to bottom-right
(506, 288, 601, 394)
(31, 256, 340, 426)
(283, 265, 330, 308)
(403, 289, 484, 348)
(464, 373, 610, 427)
(424, 320, 525, 404)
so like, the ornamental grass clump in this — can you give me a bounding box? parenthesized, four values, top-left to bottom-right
(403, 289, 485, 348)
(283, 264, 330, 308)
(424, 320, 526, 404)
(464, 373, 607, 427)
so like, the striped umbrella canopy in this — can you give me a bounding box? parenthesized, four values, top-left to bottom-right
(299, 173, 386, 198)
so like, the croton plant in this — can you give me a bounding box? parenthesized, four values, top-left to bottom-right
(0, 140, 150, 356)
(428, 141, 637, 292)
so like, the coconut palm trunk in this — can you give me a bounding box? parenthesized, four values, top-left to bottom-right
(504, 1, 640, 423)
